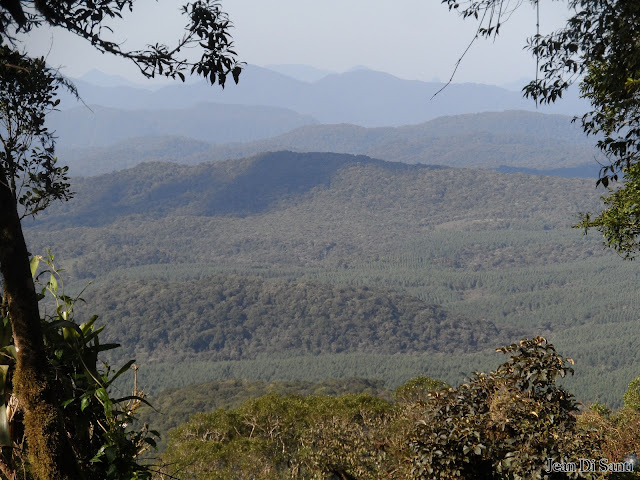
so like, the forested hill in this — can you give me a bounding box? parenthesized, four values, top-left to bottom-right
(25, 151, 638, 404)
(33, 150, 599, 231)
(60, 110, 600, 176)
(79, 275, 520, 364)
(33, 152, 399, 227)
(198, 110, 599, 170)
(28, 150, 605, 286)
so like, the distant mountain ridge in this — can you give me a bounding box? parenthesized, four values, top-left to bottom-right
(187, 110, 597, 169)
(59, 110, 602, 176)
(48, 103, 318, 148)
(31, 151, 600, 235)
(58, 65, 590, 129)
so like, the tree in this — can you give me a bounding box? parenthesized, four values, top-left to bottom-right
(442, 0, 640, 256)
(0, 2, 242, 478)
(409, 337, 602, 480)
(0, 253, 159, 479)
(1, 0, 242, 86)
(161, 393, 397, 480)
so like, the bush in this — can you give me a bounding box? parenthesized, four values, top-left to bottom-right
(409, 337, 602, 479)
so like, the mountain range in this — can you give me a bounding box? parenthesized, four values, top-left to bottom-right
(58, 110, 602, 176)
(53, 65, 591, 147)
(48, 103, 317, 148)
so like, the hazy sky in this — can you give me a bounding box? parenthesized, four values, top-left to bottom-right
(21, 0, 570, 87)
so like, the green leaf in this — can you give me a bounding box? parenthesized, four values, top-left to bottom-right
(144, 437, 157, 449)
(49, 273, 58, 294)
(0, 346, 17, 362)
(0, 404, 10, 446)
(90, 445, 106, 463)
(80, 315, 99, 335)
(95, 387, 109, 404)
(105, 445, 117, 463)
(80, 396, 91, 411)
(29, 256, 40, 277)
(88, 343, 120, 353)
(45, 319, 83, 338)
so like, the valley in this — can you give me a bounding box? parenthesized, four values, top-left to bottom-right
(24, 149, 637, 407)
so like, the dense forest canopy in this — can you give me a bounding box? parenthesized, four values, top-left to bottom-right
(17, 151, 637, 407)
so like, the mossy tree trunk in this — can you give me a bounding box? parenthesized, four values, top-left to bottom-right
(0, 173, 80, 479)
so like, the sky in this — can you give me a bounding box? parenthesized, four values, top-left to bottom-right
(21, 0, 570, 88)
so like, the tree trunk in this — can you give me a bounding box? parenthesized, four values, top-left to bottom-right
(0, 176, 80, 479)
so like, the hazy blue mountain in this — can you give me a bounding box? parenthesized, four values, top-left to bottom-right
(58, 136, 214, 175)
(48, 103, 318, 148)
(263, 64, 336, 82)
(77, 69, 147, 89)
(59, 65, 309, 112)
(59, 65, 590, 128)
(58, 110, 602, 176)
(58, 79, 154, 111)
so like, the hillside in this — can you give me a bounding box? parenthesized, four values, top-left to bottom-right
(24, 151, 640, 405)
(59, 111, 602, 176)
(48, 102, 318, 149)
(31, 150, 601, 234)
(78, 275, 519, 365)
(187, 110, 599, 169)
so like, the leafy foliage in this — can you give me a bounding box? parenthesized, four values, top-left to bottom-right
(161, 392, 401, 480)
(0, 46, 73, 218)
(623, 375, 640, 412)
(394, 375, 449, 405)
(410, 337, 601, 480)
(577, 163, 640, 258)
(1, 0, 242, 87)
(579, 407, 640, 479)
(136, 377, 392, 452)
(442, 0, 640, 255)
(0, 253, 158, 479)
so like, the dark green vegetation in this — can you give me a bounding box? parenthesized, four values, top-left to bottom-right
(23, 151, 640, 406)
(157, 340, 640, 479)
(0, 254, 158, 479)
(135, 377, 393, 452)
(411, 338, 598, 479)
(61, 110, 601, 176)
(80, 275, 518, 364)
